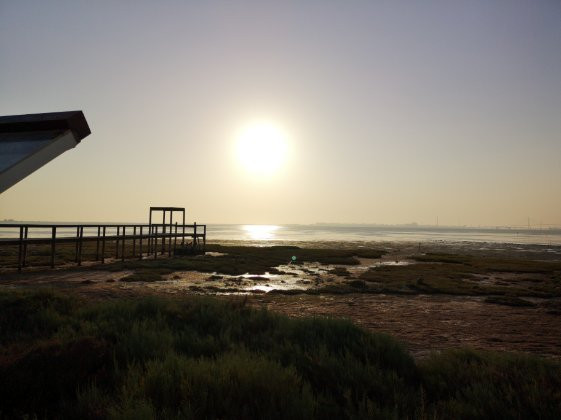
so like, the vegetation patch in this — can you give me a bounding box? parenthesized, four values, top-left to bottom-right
(0, 290, 559, 419)
(101, 244, 386, 277)
(412, 253, 561, 274)
(360, 254, 561, 297)
(329, 266, 352, 277)
(347, 279, 367, 289)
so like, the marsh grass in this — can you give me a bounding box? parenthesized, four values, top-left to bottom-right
(419, 348, 561, 419)
(0, 290, 559, 419)
(412, 252, 561, 274)
(358, 253, 561, 297)
(98, 244, 386, 281)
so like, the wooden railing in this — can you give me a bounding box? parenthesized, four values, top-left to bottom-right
(0, 223, 206, 271)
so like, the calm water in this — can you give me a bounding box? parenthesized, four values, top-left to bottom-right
(209, 224, 561, 245)
(1, 223, 561, 246)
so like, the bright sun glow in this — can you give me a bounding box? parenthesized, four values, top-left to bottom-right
(242, 224, 280, 240)
(236, 122, 287, 175)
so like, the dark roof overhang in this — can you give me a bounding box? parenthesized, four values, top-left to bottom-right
(0, 111, 91, 142)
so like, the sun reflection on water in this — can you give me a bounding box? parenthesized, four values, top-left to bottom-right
(242, 225, 279, 240)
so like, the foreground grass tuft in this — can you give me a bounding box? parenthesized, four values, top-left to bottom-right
(0, 290, 559, 419)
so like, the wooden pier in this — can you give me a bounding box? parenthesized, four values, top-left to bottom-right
(0, 221, 206, 271)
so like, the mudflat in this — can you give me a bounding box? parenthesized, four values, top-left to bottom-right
(1, 240, 560, 359)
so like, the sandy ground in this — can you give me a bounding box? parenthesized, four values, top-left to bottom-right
(1, 240, 560, 360)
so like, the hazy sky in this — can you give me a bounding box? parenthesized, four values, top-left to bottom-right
(1, 0, 560, 226)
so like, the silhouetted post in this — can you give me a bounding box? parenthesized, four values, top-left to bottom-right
(50, 227, 56, 268)
(182, 210, 185, 245)
(203, 225, 206, 252)
(96, 226, 101, 260)
(132, 226, 136, 257)
(148, 210, 153, 254)
(78, 226, 84, 266)
(174, 222, 178, 254)
(168, 213, 173, 257)
(101, 226, 106, 264)
(22, 226, 29, 267)
(161, 211, 166, 254)
(139, 226, 143, 260)
(193, 222, 197, 251)
(17, 226, 23, 272)
(75, 226, 80, 263)
(121, 226, 126, 262)
(116, 226, 120, 259)
(154, 225, 158, 259)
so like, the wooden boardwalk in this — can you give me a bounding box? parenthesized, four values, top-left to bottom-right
(0, 222, 206, 271)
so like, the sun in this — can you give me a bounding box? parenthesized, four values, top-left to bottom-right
(235, 122, 288, 175)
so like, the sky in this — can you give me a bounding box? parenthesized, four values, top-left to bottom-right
(1, 0, 560, 226)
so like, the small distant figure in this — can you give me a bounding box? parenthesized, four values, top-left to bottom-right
(291, 255, 297, 264)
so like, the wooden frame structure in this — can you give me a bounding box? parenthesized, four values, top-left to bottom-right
(148, 207, 185, 252)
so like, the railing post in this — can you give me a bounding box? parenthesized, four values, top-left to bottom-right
(75, 226, 80, 263)
(148, 209, 152, 254)
(132, 226, 136, 258)
(154, 225, 158, 259)
(193, 222, 197, 251)
(50, 227, 56, 268)
(78, 226, 84, 266)
(162, 211, 166, 254)
(22, 226, 29, 267)
(203, 225, 206, 252)
(139, 226, 143, 260)
(115, 226, 120, 259)
(101, 226, 106, 264)
(168, 212, 173, 257)
(121, 226, 126, 262)
(95, 226, 100, 260)
(17, 226, 23, 272)
(173, 222, 178, 255)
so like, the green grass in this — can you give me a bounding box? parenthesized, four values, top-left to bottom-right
(0, 290, 559, 419)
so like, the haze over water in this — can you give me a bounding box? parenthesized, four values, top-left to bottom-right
(213, 224, 561, 246)
(2, 222, 561, 247)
